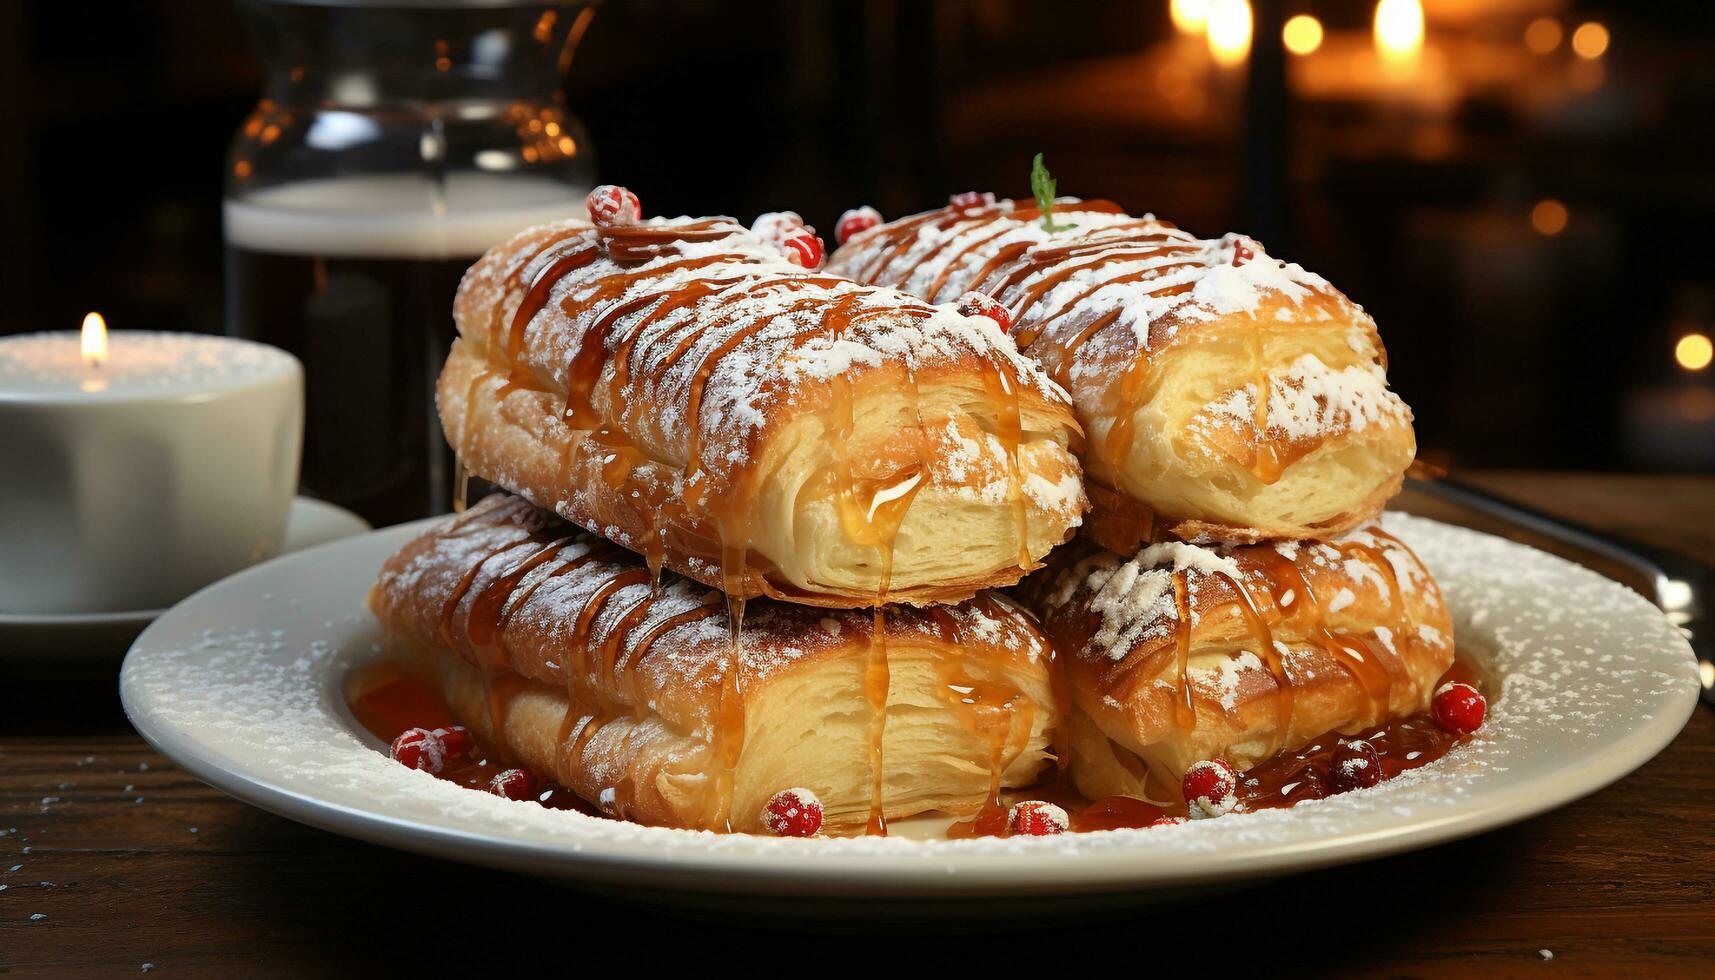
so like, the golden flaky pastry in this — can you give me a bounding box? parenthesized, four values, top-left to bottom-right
(829, 198, 1416, 546)
(368, 495, 1060, 835)
(1018, 525, 1452, 802)
(443, 213, 1086, 608)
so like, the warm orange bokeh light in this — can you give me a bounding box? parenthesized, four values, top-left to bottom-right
(81, 312, 108, 366)
(1283, 15, 1324, 56)
(1677, 333, 1714, 372)
(1374, 0, 1425, 65)
(1171, 0, 1211, 34)
(1524, 17, 1563, 54)
(1206, 0, 1252, 67)
(1531, 199, 1569, 236)
(1572, 21, 1609, 59)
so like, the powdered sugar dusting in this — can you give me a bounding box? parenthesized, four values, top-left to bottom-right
(458, 215, 1072, 503)
(121, 512, 1697, 874)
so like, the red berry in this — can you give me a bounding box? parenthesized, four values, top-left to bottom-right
(1432, 682, 1487, 735)
(956, 292, 1011, 333)
(948, 191, 996, 211)
(488, 768, 537, 801)
(1182, 758, 1238, 817)
(587, 184, 641, 226)
(835, 206, 882, 245)
(763, 788, 824, 837)
(432, 725, 471, 761)
(389, 727, 446, 773)
(1229, 235, 1256, 267)
(1328, 739, 1383, 793)
(780, 227, 825, 268)
(1150, 816, 1188, 828)
(1008, 800, 1069, 836)
(752, 212, 824, 268)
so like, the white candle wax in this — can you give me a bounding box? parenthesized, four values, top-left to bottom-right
(0, 330, 303, 616)
(0, 331, 294, 398)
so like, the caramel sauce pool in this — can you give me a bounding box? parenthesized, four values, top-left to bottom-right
(348, 654, 1483, 839)
(346, 660, 600, 817)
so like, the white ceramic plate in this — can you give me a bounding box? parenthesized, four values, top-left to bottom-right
(3, 497, 369, 665)
(119, 513, 1699, 919)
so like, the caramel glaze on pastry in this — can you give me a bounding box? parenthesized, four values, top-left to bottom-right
(368, 495, 1062, 836)
(828, 198, 1416, 547)
(442, 213, 1087, 612)
(1017, 524, 1452, 804)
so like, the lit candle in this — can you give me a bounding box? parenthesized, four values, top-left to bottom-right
(0, 322, 302, 615)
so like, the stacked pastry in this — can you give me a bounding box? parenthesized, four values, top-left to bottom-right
(829, 194, 1460, 812)
(368, 187, 1089, 835)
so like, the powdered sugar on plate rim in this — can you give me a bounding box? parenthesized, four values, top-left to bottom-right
(119, 512, 1698, 897)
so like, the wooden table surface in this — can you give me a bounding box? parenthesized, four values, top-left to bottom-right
(3, 473, 1711, 975)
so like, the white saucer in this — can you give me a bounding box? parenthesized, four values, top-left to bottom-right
(1, 496, 369, 664)
(118, 513, 1700, 919)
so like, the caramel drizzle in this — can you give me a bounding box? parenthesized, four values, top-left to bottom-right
(936, 597, 1051, 836)
(1213, 570, 1296, 755)
(431, 504, 749, 827)
(1085, 532, 1416, 767)
(1168, 572, 1197, 730)
(463, 212, 1050, 829)
(1243, 547, 1397, 728)
(834, 201, 1274, 485)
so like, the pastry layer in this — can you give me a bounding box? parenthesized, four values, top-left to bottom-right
(828, 199, 1415, 544)
(444, 215, 1087, 606)
(1019, 526, 1452, 799)
(369, 494, 1060, 835)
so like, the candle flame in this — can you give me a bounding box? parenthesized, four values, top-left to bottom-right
(81, 312, 108, 366)
(1375, 0, 1424, 65)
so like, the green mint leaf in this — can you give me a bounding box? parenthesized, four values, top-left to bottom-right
(1030, 153, 1075, 233)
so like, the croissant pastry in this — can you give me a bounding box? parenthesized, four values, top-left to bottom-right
(368, 494, 1061, 836)
(442, 205, 1087, 608)
(1017, 524, 1452, 802)
(828, 197, 1416, 547)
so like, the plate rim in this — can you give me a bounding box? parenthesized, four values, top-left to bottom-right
(120, 514, 1702, 897)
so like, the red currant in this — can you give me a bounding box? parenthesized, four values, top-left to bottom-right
(835, 206, 882, 245)
(488, 768, 537, 801)
(432, 725, 471, 762)
(763, 788, 824, 837)
(1182, 758, 1238, 817)
(389, 728, 446, 773)
(956, 291, 1011, 333)
(1432, 682, 1487, 735)
(1008, 800, 1069, 836)
(586, 184, 641, 226)
(780, 228, 824, 268)
(751, 212, 824, 268)
(1230, 235, 1256, 267)
(1328, 739, 1383, 793)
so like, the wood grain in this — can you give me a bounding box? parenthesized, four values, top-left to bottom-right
(1, 473, 1710, 974)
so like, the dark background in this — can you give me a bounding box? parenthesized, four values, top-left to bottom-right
(3, 0, 1713, 474)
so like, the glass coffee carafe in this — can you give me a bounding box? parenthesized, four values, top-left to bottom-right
(225, 0, 596, 526)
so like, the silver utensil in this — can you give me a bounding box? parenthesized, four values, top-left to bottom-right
(1407, 475, 1713, 707)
